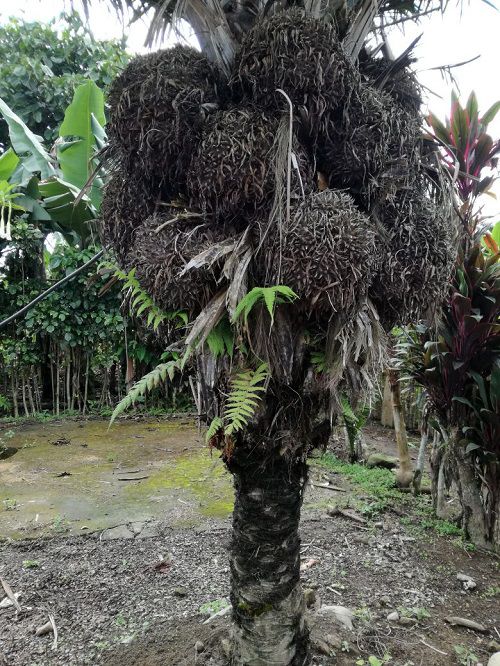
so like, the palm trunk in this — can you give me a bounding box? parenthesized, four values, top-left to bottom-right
(228, 451, 309, 666)
(452, 431, 494, 550)
(388, 369, 413, 487)
(413, 421, 429, 494)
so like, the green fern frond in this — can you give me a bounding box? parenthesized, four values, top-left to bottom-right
(233, 286, 298, 324)
(110, 360, 178, 426)
(341, 394, 357, 425)
(311, 351, 326, 373)
(109, 264, 187, 330)
(205, 416, 224, 443)
(224, 363, 268, 436)
(206, 317, 234, 358)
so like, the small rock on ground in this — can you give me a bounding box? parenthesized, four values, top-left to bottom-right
(101, 525, 134, 540)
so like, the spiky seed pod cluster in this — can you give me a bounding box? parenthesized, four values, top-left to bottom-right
(231, 9, 356, 142)
(261, 190, 380, 316)
(107, 46, 222, 191)
(320, 84, 423, 212)
(187, 108, 312, 224)
(102, 12, 455, 335)
(370, 194, 456, 328)
(100, 173, 166, 266)
(127, 212, 224, 315)
(320, 87, 396, 192)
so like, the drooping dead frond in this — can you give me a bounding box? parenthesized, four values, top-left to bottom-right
(325, 296, 387, 404)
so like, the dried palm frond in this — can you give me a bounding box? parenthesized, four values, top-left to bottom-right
(325, 296, 387, 404)
(370, 192, 456, 328)
(107, 45, 223, 193)
(187, 107, 313, 224)
(259, 189, 380, 316)
(359, 52, 423, 115)
(127, 211, 226, 314)
(100, 173, 167, 266)
(231, 9, 357, 143)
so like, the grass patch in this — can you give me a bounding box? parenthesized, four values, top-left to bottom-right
(314, 453, 402, 514)
(313, 453, 466, 543)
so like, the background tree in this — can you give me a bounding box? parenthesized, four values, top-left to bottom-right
(0, 73, 184, 417)
(398, 94, 500, 550)
(0, 11, 129, 150)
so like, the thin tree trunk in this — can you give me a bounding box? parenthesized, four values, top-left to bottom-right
(388, 369, 413, 487)
(453, 433, 489, 548)
(21, 373, 29, 417)
(83, 355, 90, 416)
(27, 375, 36, 416)
(56, 351, 60, 417)
(11, 372, 18, 418)
(436, 452, 448, 518)
(66, 359, 71, 412)
(412, 421, 429, 494)
(228, 452, 309, 666)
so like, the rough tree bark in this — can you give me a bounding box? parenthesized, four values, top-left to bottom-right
(227, 450, 309, 666)
(452, 430, 499, 552)
(388, 369, 413, 487)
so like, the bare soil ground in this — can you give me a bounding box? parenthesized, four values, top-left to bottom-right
(1, 421, 499, 666)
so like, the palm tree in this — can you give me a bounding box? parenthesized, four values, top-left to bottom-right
(92, 0, 464, 662)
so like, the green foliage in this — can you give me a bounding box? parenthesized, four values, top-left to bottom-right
(233, 286, 298, 324)
(316, 454, 397, 504)
(111, 266, 187, 330)
(341, 395, 369, 453)
(206, 317, 234, 358)
(0, 79, 106, 245)
(58, 80, 106, 207)
(22, 560, 39, 569)
(198, 599, 230, 616)
(454, 644, 478, 666)
(110, 360, 179, 425)
(427, 91, 500, 202)
(398, 606, 430, 621)
(0, 12, 129, 148)
(397, 239, 500, 460)
(356, 655, 391, 666)
(0, 96, 54, 179)
(207, 364, 269, 441)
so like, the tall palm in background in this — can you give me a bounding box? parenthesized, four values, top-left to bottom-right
(84, 0, 468, 663)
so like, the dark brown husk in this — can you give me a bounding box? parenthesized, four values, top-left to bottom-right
(187, 108, 313, 225)
(370, 192, 456, 327)
(359, 52, 423, 115)
(127, 211, 224, 315)
(319, 83, 423, 212)
(107, 45, 222, 193)
(258, 190, 380, 317)
(100, 173, 167, 267)
(231, 9, 356, 143)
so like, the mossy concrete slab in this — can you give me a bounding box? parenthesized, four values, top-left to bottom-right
(0, 418, 233, 539)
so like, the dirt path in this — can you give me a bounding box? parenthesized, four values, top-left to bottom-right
(1, 420, 499, 666)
